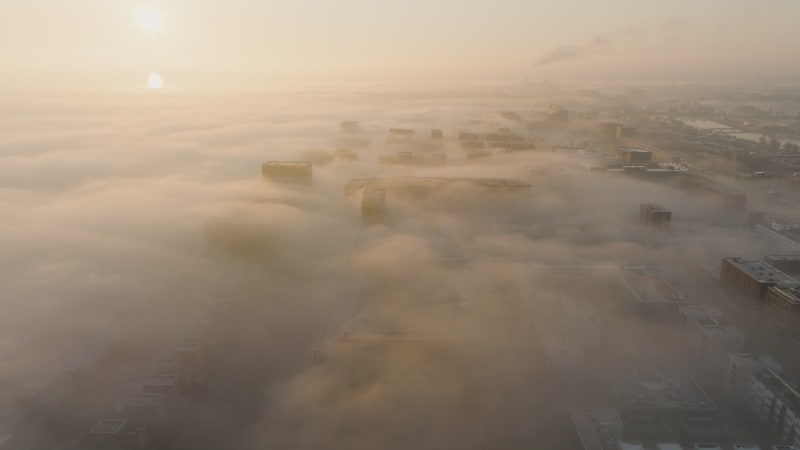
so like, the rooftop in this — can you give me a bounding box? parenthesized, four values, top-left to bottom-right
(139, 374, 180, 387)
(120, 393, 164, 408)
(696, 318, 745, 340)
(263, 160, 312, 167)
(766, 255, 800, 262)
(729, 353, 782, 373)
(569, 408, 623, 450)
(753, 369, 800, 413)
(723, 258, 799, 285)
(91, 419, 127, 435)
(768, 285, 800, 305)
(621, 271, 686, 305)
(608, 368, 715, 411)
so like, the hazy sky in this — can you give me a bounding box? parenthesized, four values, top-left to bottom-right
(2, 0, 799, 89)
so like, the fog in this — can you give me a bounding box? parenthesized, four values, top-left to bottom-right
(3, 1, 800, 449)
(2, 81, 798, 450)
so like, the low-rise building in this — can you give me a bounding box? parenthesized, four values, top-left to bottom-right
(607, 368, 724, 443)
(720, 258, 800, 300)
(361, 187, 386, 224)
(617, 147, 652, 164)
(765, 286, 800, 334)
(640, 203, 672, 228)
(261, 161, 312, 183)
(764, 255, 800, 276)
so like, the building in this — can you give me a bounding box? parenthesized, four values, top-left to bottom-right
(534, 322, 586, 380)
(607, 368, 725, 443)
(569, 408, 624, 450)
(749, 370, 800, 446)
(765, 255, 800, 276)
(431, 129, 443, 140)
(640, 203, 672, 228)
(344, 177, 531, 198)
(725, 353, 782, 399)
(261, 161, 312, 183)
(617, 147, 652, 164)
(616, 127, 639, 139)
(755, 215, 800, 252)
(720, 258, 800, 300)
(765, 286, 800, 334)
(724, 354, 800, 446)
(117, 393, 173, 446)
(693, 318, 746, 375)
(387, 128, 415, 142)
(679, 305, 721, 330)
(361, 187, 386, 224)
(683, 174, 746, 210)
(620, 268, 687, 320)
(88, 419, 149, 449)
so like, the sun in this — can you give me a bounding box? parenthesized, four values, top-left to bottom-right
(147, 72, 164, 89)
(137, 7, 163, 32)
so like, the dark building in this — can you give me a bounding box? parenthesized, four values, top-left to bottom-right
(387, 128, 415, 141)
(617, 147, 652, 164)
(262, 161, 312, 183)
(431, 129, 443, 140)
(640, 203, 672, 228)
(720, 257, 799, 300)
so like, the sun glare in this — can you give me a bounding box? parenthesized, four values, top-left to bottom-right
(147, 72, 164, 89)
(137, 7, 163, 32)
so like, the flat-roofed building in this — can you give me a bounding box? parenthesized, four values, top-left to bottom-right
(620, 269, 687, 320)
(765, 255, 800, 276)
(693, 318, 746, 375)
(387, 128, 415, 142)
(640, 203, 672, 228)
(261, 161, 312, 183)
(89, 419, 149, 449)
(721, 258, 800, 300)
(617, 147, 652, 164)
(765, 286, 800, 334)
(569, 408, 624, 450)
(361, 187, 386, 224)
(607, 368, 724, 442)
(725, 353, 783, 401)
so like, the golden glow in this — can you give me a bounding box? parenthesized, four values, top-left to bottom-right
(147, 72, 164, 89)
(136, 7, 163, 32)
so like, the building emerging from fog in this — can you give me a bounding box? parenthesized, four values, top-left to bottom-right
(617, 147, 652, 165)
(720, 258, 799, 300)
(261, 161, 313, 183)
(725, 354, 800, 447)
(640, 203, 672, 228)
(607, 368, 725, 443)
